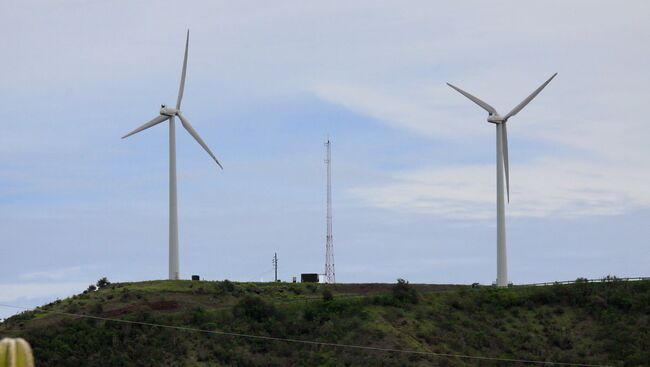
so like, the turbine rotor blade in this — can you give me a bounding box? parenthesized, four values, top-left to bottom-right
(504, 73, 557, 120)
(502, 123, 510, 202)
(177, 112, 223, 169)
(176, 30, 190, 110)
(122, 115, 169, 139)
(446, 82, 498, 115)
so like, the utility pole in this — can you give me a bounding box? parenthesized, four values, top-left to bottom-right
(324, 138, 336, 283)
(272, 252, 278, 282)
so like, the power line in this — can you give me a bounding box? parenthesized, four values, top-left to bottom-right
(272, 252, 278, 282)
(0, 303, 611, 367)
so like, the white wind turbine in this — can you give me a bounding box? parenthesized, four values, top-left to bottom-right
(447, 73, 557, 287)
(122, 30, 222, 280)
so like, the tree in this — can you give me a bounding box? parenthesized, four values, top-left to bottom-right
(96, 277, 111, 289)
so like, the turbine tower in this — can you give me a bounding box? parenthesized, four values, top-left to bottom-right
(324, 138, 335, 284)
(447, 73, 557, 287)
(122, 30, 222, 280)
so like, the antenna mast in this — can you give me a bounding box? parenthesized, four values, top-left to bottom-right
(324, 138, 336, 283)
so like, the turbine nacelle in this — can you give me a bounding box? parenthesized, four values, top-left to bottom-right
(160, 105, 179, 116)
(487, 114, 505, 124)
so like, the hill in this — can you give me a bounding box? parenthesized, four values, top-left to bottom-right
(1, 279, 648, 366)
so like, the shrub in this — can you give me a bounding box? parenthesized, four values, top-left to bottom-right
(90, 303, 103, 315)
(233, 296, 275, 322)
(306, 284, 317, 293)
(66, 302, 80, 313)
(190, 307, 210, 325)
(322, 289, 334, 302)
(392, 279, 419, 304)
(120, 289, 131, 301)
(218, 280, 235, 293)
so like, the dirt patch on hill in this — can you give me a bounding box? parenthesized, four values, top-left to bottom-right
(101, 304, 138, 318)
(147, 300, 179, 311)
(100, 300, 179, 318)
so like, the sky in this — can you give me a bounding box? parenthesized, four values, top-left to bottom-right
(1, 0, 649, 320)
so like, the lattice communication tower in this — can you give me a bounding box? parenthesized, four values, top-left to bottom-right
(324, 138, 335, 283)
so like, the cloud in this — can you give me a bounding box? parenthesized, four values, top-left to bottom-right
(350, 157, 650, 220)
(310, 82, 470, 138)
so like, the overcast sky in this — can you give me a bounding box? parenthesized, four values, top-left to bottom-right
(2, 1, 649, 319)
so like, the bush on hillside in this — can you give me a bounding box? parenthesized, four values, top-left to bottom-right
(392, 279, 419, 304)
(322, 289, 334, 302)
(233, 296, 276, 322)
(90, 303, 103, 315)
(217, 279, 235, 294)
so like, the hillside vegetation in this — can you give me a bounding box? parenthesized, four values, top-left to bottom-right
(1, 279, 649, 366)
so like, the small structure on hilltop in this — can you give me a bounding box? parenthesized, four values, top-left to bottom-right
(301, 273, 319, 283)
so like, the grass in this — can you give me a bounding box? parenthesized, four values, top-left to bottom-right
(1, 279, 649, 366)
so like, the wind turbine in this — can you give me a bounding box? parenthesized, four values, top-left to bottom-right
(122, 30, 222, 280)
(447, 73, 556, 287)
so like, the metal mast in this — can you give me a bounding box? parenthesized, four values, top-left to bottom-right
(272, 252, 278, 282)
(324, 138, 335, 283)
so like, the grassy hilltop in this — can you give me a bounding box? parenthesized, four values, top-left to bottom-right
(1, 279, 649, 366)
